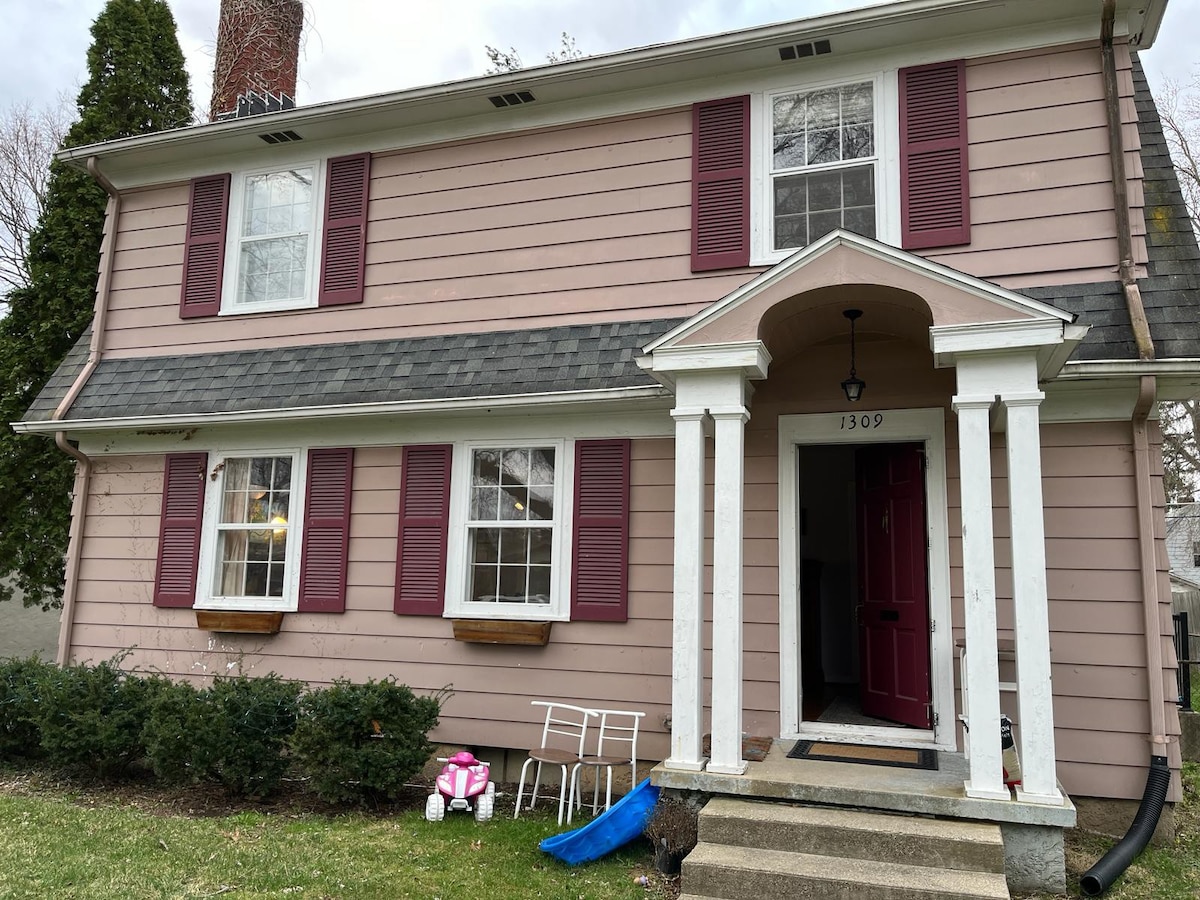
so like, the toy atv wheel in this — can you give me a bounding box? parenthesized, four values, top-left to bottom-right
(474, 787, 494, 823)
(425, 793, 445, 822)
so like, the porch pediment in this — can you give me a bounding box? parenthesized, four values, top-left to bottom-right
(643, 230, 1075, 354)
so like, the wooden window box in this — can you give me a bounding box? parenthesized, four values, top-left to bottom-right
(195, 611, 284, 634)
(452, 619, 552, 646)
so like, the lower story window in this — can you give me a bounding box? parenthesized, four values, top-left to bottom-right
(214, 455, 294, 600)
(467, 447, 556, 606)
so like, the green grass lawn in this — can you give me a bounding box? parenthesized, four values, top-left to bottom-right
(0, 774, 670, 900)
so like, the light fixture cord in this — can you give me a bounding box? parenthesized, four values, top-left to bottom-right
(849, 317, 857, 377)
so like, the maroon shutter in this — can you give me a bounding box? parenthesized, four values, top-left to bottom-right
(298, 448, 354, 613)
(571, 439, 631, 622)
(153, 453, 207, 608)
(900, 59, 970, 250)
(179, 174, 231, 318)
(394, 445, 452, 615)
(692, 96, 750, 272)
(318, 152, 371, 306)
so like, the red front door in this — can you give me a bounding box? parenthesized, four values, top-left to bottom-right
(855, 442, 932, 728)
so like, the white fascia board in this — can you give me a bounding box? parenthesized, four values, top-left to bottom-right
(645, 341, 771, 379)
(930, 318, 1066, 360)
(646, 230, 1072, 355)
(13, 384, 672, 436)
(59, 0, 1136, 189)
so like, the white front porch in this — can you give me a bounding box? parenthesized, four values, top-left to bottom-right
(640, 231, 1086, 810)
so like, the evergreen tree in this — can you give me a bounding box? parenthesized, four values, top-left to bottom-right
(0, 0, 192, 608)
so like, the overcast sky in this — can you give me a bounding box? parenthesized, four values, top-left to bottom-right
(1, 0, 1196, 119)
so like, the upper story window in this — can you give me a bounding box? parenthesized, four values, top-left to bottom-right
(224, 163, 323, 313)
(770, 82, 877, 250)
(179, 152, 371, 320)
(695, 59, 967, 272)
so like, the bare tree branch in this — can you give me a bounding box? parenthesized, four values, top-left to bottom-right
(0, 98, 70, 298)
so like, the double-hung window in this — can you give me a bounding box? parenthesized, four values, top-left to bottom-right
(769, 80, 878, 251)
(224, 163, 322, 313)
(445, 442, 570, 620)
(197, 451, 304, 610)
(467, 447, 557, 606)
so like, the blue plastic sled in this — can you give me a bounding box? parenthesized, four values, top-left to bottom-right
(539, 777, 660, 865)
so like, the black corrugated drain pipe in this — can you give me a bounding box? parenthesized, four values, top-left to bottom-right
(1079, 755, 1170, 896)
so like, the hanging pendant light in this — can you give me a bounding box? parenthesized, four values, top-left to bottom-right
(841, 308, 866, 402)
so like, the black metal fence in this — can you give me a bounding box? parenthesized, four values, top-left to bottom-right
(1175, 610, 1193, 711)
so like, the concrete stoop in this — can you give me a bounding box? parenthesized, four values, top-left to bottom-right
(680, 797, 1011, 900)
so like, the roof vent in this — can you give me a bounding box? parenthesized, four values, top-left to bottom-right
(259, 129, 304, 145)
(488, 90, 537, 109)
(778, 39, 832, 61)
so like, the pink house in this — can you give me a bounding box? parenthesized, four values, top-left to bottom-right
(20, 0, 1195, 893)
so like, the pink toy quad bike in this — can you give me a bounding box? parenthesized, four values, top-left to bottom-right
(426, 751, 495, 822)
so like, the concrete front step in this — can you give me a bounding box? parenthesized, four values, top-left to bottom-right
(700, 796, 1006, 873)
(683, 843, 1011, 900)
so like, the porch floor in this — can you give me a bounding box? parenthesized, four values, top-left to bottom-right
(651, 739, 1075, 828)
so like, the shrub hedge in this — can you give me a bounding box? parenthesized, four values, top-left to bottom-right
(290, 678, 441, 805)
(0, 656, 443, 803)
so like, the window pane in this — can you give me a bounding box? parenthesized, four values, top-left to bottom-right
(471, 565, 497, 602)
(806, 89, 839, 129)
(807, 128, 840, 166)
(499, 529, 528, 564)
(772, 95, 805, 131)
(772, 166, 875, 252)
(473, 449, 501, 487)
(214, 456, 292, 599)
(843, 124, 874, 160)
(472, 528, 500, 564)
(238, 236, 308, 304)
(497, 565, 527, 602)
(529, 528, 552, 564)
(242, 169, 313, 238)
(773, 131, 806, 170)
(499, 486, 529, 521)
(500, 449, 530, 486)
(775, 216, 807, 250)
(841, 83, 873, 125)
(528, 566, 551, 603)
(807, 171, 842, 212)
(809, 210, 842, 242)
(842, 166, 875, 207)
(470, 486, 497, 521)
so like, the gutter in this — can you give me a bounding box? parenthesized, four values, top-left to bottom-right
(49, 156, 120, 666)
(16, 384, 674, 436)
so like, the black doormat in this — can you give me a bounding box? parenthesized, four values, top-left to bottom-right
(787, 740, 938, 771)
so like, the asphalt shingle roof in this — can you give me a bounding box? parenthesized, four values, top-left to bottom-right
(24, 319, 682, 423)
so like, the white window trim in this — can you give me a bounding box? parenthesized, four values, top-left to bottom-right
(751, 70, 900, 266)
(444, 439, 575, 622)
(219, 160, 325, 315)
(195, 447, 308, 612)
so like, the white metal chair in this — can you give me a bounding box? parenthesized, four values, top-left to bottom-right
(513, 701, 596, 825)
(567, 708, 645, 823)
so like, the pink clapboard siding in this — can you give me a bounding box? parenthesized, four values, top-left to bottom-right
(99, 39, 1142, 360)
(99, 112, 752, 360)
(67, 441, 678, 760)
(926, 41, 1146, 288)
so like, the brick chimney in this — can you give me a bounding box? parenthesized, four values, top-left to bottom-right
(209, 0, 304, 121)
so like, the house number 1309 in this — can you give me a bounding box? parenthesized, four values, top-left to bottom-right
(841, 413, 884, 430)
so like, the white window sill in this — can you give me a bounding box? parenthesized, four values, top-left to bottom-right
(218, 298, 318, 316)
(444, 604, 569, 623)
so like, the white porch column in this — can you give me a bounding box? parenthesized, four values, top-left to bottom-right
(666, 406, 709, 771)
(708, 404, 750, 775)
(1003, 392, 1063, 804)
(953, 396, 1009, 800)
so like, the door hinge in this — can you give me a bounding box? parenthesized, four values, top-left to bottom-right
(930, 619, 936, 633)
(932, 712, 939, 727)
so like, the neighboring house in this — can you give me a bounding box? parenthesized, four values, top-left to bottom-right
(1166, 502, 1200, 588)
(16, 0, 1196, 892)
